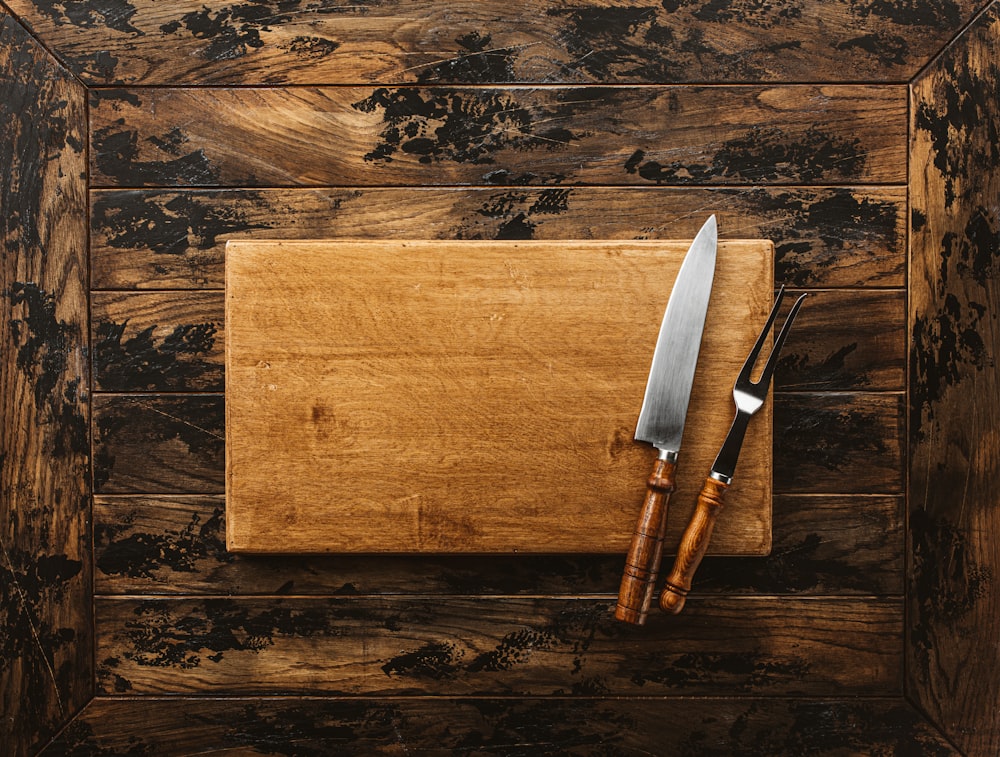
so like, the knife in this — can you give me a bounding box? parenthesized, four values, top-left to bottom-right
(614, 215, 718, 625)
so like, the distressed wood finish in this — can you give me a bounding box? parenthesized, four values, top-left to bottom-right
(0, 8, 93, 757)
(92, 291, 224, 392)
(0, 13, 91, 757)
(46, 696, 958, 755)
(92, 392, 904, 498)
(94, 493, 903, 597)
(85, 287, 905, 395)
(226, 239, 773, 555)
(909, 6, 1000, 754)
(4, 0, 989, 751)
(774, 289, 905, 391)
(5, 0, 983, 86)
(93, 394, 225, 494)
(91, 187, 907, 290)
(94, 596, 902, 696)
(87, 86, 907, 188)
(775, 392, 905, 494)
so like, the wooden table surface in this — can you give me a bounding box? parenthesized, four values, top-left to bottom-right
(1, 1, 997, 755)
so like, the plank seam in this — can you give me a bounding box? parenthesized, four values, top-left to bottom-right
(0, 2, 87, 88)
(908, 0, 999, 85)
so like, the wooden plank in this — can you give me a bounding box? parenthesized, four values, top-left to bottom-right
(87, 86, 907, 187)
(45, 696, 957, 756)
(94, 597, 902, 696)
(7, 0, 982, 86)
(908, 6, 1000, 755)
(0, 13, 91, 757)
(696, 493, 904, 596)
(90, 187, 907, 290)
(775, 392, 904, 494)
(225, 239, 773, 555)
(87, 288, 904, 395)
(774, 289, 905, 391)
(92, 391, 902, 496)
(92, 291, 224, 391)
(93, 494, 903, 597)
(93, 394, 225, 494)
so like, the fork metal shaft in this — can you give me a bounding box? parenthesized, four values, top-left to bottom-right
(709, 409, 753, 485)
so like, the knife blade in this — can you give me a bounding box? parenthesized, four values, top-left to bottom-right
(614, 215, 718, 625)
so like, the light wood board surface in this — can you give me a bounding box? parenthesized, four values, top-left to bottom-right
(225, 239, 773, 554)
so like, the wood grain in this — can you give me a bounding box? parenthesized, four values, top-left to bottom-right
(92, 391, 903, 498)
(87, 287, 905, 398)
(908, 6, 1000, 755)
(92, 291, 224, 391)
(661, 476, 730, 614)
(94, 493, 903, 597)
(94, 394, 225, 494)
(0, 0, 971, 749)
(6, 0, 983, 86)
(774, 289, 905, 391)
(615, 456, 676, 625)
(226, 239, 772, 554)
(90, 186, 907, 290)
(0, 13, 91, 757)
(94, 596, 902, 696)
(44, 696, 957, 756)
(774, 392, 904, 494)
(87, 86, 907, 187)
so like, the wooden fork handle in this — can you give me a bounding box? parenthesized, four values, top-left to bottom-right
(659, 476, 730, 615)
(615, 457, 676, 625)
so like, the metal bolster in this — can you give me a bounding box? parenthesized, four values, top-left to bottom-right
(709, 470, 733, 485)
(657, 448, 679, 463)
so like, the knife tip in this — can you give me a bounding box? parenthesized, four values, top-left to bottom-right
(700, 215, 718, 246)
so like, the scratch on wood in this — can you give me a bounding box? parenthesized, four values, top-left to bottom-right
(134, 400, 225, 441)
(0, 533, 65, 718)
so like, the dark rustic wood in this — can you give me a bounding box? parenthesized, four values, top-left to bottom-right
(91, 391, 903, 498)
(90, 186, 907, 290)
(696, 494, 905, 596)
(94, 596, 902, 696)
(774, 288, 905, 391)
(774, 392, 904, 494)
(43, 696, 958, 756)
(92, 291, 224, 392)
(615, 457, 676, 625)
(908, 5, 1000, 755)
(85, 289, 905, 394)
(87, 86, 907, 188)
(93, 493, 903, 597)
(0, 12, 91, 757)
(3, 0, 992, 750)
(93, 394, 224, 494)
(6, 0, 983, 87)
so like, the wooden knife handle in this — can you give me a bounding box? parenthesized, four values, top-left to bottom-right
(614, 457, 677, 625)
(659, 476, 730, 615)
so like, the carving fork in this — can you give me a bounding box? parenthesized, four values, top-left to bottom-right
(660, 286, 807, 614)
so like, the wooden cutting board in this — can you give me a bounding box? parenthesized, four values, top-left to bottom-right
(225, 239, 773, 554)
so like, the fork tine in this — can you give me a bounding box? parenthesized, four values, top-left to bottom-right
(737, 285, 787, 385)
(755, 292, 808, 390)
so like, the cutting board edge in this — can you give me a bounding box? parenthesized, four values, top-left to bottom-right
(224, 238, 776, 252)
